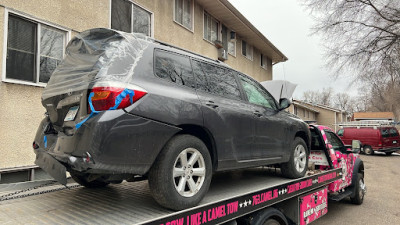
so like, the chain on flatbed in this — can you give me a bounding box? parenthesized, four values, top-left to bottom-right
(0, 178, 80, 202)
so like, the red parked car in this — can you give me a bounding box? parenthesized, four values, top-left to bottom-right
(337, 126, 400, 155)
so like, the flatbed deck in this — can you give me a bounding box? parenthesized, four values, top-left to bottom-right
(0, 168, 341, 225)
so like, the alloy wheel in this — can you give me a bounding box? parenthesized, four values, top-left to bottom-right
(294, 144, 307, 173)
(173, 148, 206, 197)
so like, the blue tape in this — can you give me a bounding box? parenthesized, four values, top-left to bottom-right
(109, 88, 135, 110)
(75, 89, 135, 130)
(44, 135, 47, 148)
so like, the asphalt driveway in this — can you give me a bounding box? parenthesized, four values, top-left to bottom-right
(314, 152, 400, 225)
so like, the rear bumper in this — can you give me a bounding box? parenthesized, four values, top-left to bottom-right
(374, 147, 400, 153)
(33, 110, 181, 176)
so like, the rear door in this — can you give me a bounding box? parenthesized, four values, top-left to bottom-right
(237, 73, 289, 159)
(191, 60, 256, 164)
(384, 127, 400, 149)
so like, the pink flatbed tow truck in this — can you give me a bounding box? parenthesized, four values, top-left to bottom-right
(0, 125, 365, 225)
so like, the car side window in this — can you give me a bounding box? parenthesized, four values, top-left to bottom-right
(238, 74, 277, 110)
(337, 129, 344, 136)
(154, 50, 195, 88)
(325, 131, 345, 151)
(191, 60, 241, 100)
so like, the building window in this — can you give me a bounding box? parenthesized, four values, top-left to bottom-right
(6, 14, 66, 84)
(242, 40, 253, 60)
(111, 0, 152, 36)
(203, 12, 219, 43)
(174, 0, 193, 30)
(261, 54, 268, 69)
(221, 25, 236, 56)
(294, 106, 298, 115)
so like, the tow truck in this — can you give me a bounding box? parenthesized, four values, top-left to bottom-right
(0, 125, 365, 225)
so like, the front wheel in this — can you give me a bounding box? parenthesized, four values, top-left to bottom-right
(281, 137, 309, 179)
(350, 173, 366, 205)
(148, 135, 212, 210)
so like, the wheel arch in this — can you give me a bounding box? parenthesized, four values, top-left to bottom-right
(350, 157, 364, 187)
(295, 130, 310, 152)
(176, 124, 218, 171)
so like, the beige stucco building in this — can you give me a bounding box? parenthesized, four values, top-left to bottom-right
(288, 100, 349, 132)
(0, 0, 287, 175)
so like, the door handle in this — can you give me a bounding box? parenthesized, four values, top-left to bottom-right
(253, 110, 263, 117)
(206, 101, 219, 109)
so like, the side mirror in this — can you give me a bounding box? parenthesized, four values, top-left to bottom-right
(351, 140, 361, 153)
(279, 98, 291, 110)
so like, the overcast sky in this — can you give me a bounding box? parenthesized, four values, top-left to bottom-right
(229, 0, 357, 99)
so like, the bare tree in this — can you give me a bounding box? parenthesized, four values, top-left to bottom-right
(301, 0, 400, 81)
(302, 87, 333, 106)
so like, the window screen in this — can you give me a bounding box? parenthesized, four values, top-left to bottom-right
(154, 50, 195, 88)
(111, 0, 132, 33)
(6, 16, 36, 82)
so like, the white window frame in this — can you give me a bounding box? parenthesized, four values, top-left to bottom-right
(2, 9, 71, 87)
(109, 0, 154, 38)
(261, 53, 268, 70)
(203, 11, 220, 45)
(241, 40, 253, 61)
(173, 0, 194, 32)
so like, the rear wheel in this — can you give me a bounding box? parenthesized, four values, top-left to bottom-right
(350, 173, 366, 205)
(148, 135, 212, 210)
(70, 171, 110, 188)
(281, 137, 308, 178)
(248, 207, 288, 225)
(363, 146, 373, 155)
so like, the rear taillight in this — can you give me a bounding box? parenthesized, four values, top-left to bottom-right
(89, 87, 147, 113)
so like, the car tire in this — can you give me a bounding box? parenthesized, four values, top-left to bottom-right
(385, 152, 393, 156)
(281, 137, 309, 179)
(363, 146, 373, 155)
(350, 173, 365, 205)
(70, 171, 110, 188)
(148, 134, 212, 210)
(248, 207, 288, 225)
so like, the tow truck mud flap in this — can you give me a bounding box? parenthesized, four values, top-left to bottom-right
(35, 151, 67, 185)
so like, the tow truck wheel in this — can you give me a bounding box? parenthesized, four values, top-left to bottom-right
(281, 137, 308, 179)
(70, 171, 110, 188)
(363, 146, 373, 155)
(248, 207, 288, 225)
(148, 134, 212, 210)
(350, 173, 365, 205)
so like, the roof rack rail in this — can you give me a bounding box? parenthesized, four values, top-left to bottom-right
(337, 120, 395, 128)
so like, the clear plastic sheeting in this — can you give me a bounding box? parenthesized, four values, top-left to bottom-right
(42, 28, 153, 101)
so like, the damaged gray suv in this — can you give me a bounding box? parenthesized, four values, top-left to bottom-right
(33, 28, 310, 210)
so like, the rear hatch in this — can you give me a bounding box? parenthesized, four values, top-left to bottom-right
(381, 127, 400, 149)
(42, 28, 152, 133)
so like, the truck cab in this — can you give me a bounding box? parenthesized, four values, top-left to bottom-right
(309, 125, 366, 203)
